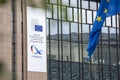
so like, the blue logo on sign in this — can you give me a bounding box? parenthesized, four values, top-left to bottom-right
(35, 25, 43, 32)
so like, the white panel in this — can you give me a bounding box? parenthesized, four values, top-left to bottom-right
(27, 7, 47, 72)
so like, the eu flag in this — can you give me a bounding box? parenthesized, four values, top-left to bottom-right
(35, 25, 43, 32)
(87, 0, 120, 60)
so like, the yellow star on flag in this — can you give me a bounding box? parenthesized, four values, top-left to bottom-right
(96, 16, 102, 22)
(107, 0, 110, 2)
(104, 8, 108, 14)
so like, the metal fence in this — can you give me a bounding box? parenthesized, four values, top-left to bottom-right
(46, 0, 120, 80)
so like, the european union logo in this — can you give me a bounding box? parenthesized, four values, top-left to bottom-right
(35, 25, 43, 32)
(87, 0, 120, 61)
(31, 45, 43, 55)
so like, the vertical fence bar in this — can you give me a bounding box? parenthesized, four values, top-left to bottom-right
(72, 8, 74, 22)
(11, 0, 16, 80)
(89, 1, 92, 80)
(97, 44, 101, 80)
(108, 26, 112, 80)
(21, 0, 24, 80)
(69, 22, 72, 80)
(57, 0, 60, 80)
(60, 0, 63, 80)
(51, 4, 53, 19)
(48, 19, 52, 80)
(115, 15, 119, 80)
(77, 0, 81, 80)
(100, 32, 104, 80)
(89, 0, 93, 79)
(79, 0, 83, 79)
(110, 17, 113, 80)
(96, 1, 101, 80)
(118, 13, 120, 80)
(119, 14, 120, 79)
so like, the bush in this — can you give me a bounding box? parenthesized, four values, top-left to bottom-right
(0, 0, 7, 4)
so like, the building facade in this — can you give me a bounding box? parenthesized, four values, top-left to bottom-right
(0, 0, 47, 80)
(0, 0, 120, 80)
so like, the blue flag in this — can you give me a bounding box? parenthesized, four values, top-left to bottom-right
(87, 0, 120, 60)
(35, 25, 43, 32)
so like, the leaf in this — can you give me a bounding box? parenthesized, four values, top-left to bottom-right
(0, 0, 7, 4)
(0, 61, 4, 76)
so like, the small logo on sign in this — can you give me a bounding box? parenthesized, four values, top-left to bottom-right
(31, 45, 43, 55)
(35, 25, 43, 32)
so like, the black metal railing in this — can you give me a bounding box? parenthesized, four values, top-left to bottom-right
(46, 0, 120, 80)
(11, 0, 16, 80)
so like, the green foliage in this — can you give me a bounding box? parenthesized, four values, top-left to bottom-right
(0, 0, 7, 4)
(27, 0, 36, 7)
(0, 61, 4, 76)
(27, 0, 46, 9)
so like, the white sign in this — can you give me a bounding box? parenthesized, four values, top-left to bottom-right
(27, 7, 47, 72)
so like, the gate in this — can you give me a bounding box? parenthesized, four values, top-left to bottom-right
(46, 0, 120, 80)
